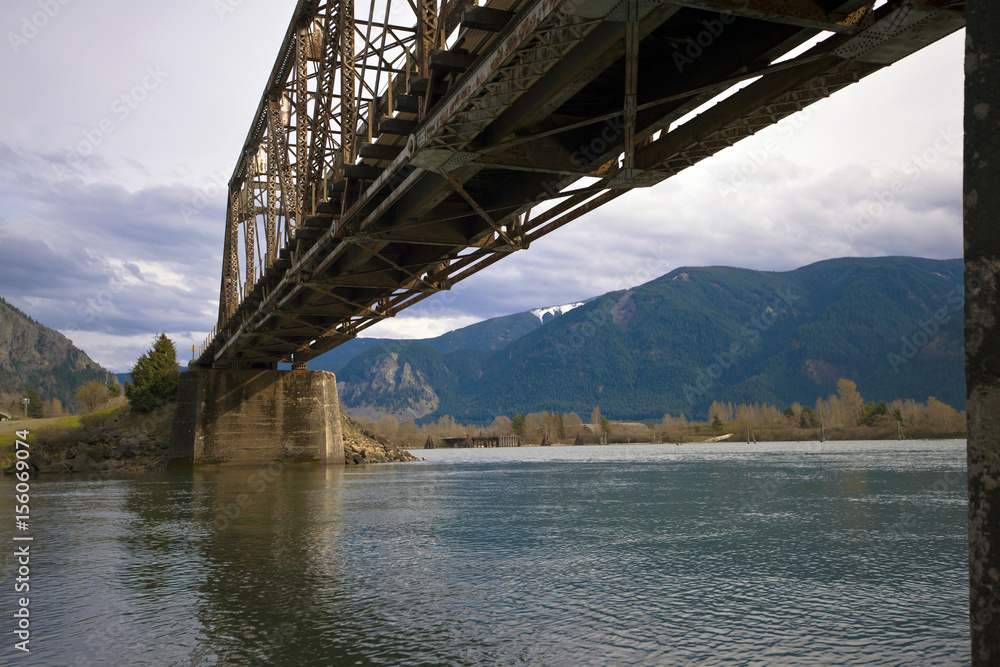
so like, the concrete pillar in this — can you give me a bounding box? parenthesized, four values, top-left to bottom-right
(169, 368, 344, 466)
(964, 4, 1000, 664)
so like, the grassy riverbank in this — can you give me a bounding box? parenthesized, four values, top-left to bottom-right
(0, 404, 173, 473)
(1, 401, 414, 474)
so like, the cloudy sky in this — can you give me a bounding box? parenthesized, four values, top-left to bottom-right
(0, 1, 964, 372)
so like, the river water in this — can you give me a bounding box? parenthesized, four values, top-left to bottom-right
(0, 439, 969, 666)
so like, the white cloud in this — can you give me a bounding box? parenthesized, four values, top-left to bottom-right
(124, 260, 193, 292)
(362, 314, 484, 341)
(58, 330, 208, 374)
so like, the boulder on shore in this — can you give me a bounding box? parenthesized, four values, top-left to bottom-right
(341, 414, 417, 465)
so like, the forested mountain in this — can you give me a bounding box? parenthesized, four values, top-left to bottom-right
(332, 310, 564, 420)
(310, 310, 548, 374)
(0, 296, 117, 407)
(335, 257, 965, 424)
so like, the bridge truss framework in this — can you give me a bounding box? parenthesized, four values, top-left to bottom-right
(198, 0, 964, 368)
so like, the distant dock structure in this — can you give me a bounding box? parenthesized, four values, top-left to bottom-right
(431, 435, 521, 449)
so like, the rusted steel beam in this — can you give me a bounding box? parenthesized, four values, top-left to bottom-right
(622, 0, 639, 173)
(489, 5, 683, 142)
(378, 117, 418, 135)
(472, 139, 617, 176)
(339, 0, 357, 169)
(358, 143, 405, 160)
(267, 101, 301, 240)
(349, 228, 478, 247)
(634, 2, 963, 179)
(296, 26, 311, 213)
(308, 3, 339, 186)
(417, 0, 438, 77)
(411, 0, 601, 159)
(428, 48, 477, 73)
(264, 146, 279, 265)
(242, 199, 256, 295)
(394, 94, 421, 113)
(635, 54, 851, 170)
(461, 5, 514, 32)
(220, 193, 240, 322)
(470, 49, 830, 159)
(667, 0, 872, 34)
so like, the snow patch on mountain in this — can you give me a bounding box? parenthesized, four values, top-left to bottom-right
(530, 302, 585, 323)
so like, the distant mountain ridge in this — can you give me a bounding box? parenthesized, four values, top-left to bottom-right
(0, 296, 117, 406)
(310, 299, 596, 375)
(328, 309, 563, 420)
(332, 257, 965, 424)
(310, 309, 553, 374)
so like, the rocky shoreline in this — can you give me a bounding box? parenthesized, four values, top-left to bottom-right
(4, 404, 416, 476)
(342, 414, 418, 465)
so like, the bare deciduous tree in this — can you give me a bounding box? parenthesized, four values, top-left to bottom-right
(75, 381, 110, 413)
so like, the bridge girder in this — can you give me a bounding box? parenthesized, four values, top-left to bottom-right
(199, 0, 965, 367)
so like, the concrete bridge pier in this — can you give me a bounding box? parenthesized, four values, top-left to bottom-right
(965, 3, 1000, 664)
(169, 367, 344, 466)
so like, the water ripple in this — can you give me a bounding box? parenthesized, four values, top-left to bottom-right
(0, 440, 968, 666)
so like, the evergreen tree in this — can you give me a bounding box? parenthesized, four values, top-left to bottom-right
(25, 386, 43, 418)
(124, 333, 180, 413)
(799, 405, 821, 428)
(859, 400, 889, 426)
(511, 413, 526, 439)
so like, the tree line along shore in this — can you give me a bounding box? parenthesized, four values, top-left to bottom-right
(1, 386, 964, 475)
(352, 379, 966, 447)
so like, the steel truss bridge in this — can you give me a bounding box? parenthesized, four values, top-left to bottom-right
(196, 0, 964, 368)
